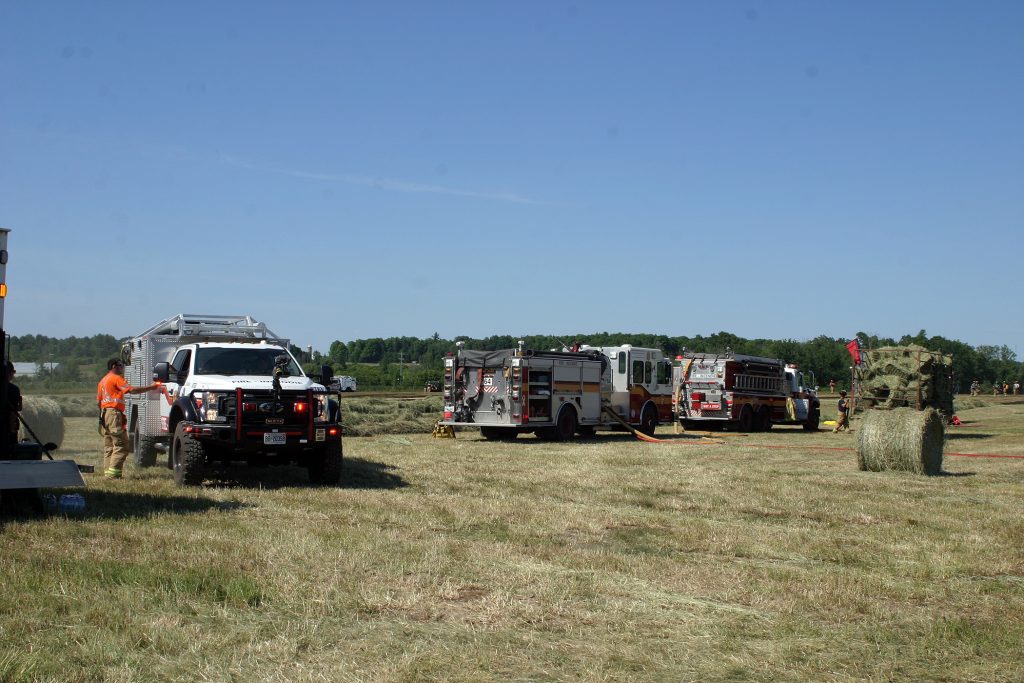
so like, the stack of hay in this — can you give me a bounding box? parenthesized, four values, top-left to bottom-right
(858, 345, 954, 418)
(19, 396, 65, 448)
(856, 407, 944, 475)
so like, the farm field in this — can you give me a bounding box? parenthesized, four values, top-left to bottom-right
(1, 398, 1023, 682)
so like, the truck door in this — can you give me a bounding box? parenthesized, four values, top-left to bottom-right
(161, 348, 192, 431)
(606, 351, 630, 418)
(628, 350, 652, 421)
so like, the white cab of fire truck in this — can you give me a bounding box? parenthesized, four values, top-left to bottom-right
(158, 342, 322, 431)
(784, 364, 817, 396)
(580, 344, 674, 424)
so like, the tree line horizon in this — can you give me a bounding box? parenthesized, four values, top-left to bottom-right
(8, 330, 1022, 392)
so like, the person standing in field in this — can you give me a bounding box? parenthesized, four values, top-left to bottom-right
(833, 390, 850, 433)
(96, 358, 159, 479)
(828, 379, 836, 394)
(1014, 381, 1021, 395)
(5, 361, 22, 448)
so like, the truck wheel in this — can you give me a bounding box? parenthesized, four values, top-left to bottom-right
(134, 434, 160, 467)
(554, 408, 577, 442)
(738, 406, 754, 433)
(308, 444, 343, 486)
(803, 410, 820, 432)
(638, 406, 657, 437)
(171, 422, 206, 487)
(756, 407, 772, 432)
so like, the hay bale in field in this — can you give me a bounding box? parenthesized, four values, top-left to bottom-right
(856, 407, 944, 475)
(858, 345, 954, 418)
(19, 396, 65, 447)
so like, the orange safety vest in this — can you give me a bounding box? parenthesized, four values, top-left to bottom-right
(97, 371, 130, 411)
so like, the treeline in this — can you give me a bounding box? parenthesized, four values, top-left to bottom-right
(6, 333, 119, 388)
(328, 330, 1023, 392)
(6, 330, 1022, 393)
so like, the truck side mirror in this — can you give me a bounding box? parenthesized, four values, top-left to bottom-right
(152, 362, 171, 383)
(320, 364, 333, 387)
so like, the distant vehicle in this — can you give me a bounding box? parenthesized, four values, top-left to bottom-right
(331, 376, 357, 392)
(673, 352, 819, 431)
(440, 343, 673, 440)
(424, 380, 442, 393)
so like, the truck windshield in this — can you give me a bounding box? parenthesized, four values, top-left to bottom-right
(194, 348, 303, 377)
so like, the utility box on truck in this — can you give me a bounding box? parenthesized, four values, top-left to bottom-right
(440, 343, 673, 440)
(122, 314, 343, 486)
(673, 352, 820, 432)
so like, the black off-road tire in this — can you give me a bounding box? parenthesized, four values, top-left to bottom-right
(803, 410, 820, 432)
(133, 434, 160, 467)
(738, 406, 755, 433)
(308, 443, 343, 486)
(638, 405, 658, 437)
(554, 407, 577, 442)
(755, 407, 772, 433)
(171, 422, 206, 487)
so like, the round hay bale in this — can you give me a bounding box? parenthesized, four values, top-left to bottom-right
(856, 407, 944, 476)
(19, 396, 65, 448)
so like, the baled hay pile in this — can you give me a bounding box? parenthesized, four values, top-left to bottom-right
(856, 407, 944, 476)
(859, 345, 954, 417)
(20, 396, 66, 447)
(341, 397, 443, 436)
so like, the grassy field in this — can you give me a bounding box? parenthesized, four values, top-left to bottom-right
(1, 398, 1022, 681)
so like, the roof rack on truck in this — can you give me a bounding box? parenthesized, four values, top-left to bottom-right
(132, 314, 289, 346)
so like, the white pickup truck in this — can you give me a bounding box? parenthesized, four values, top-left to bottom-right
(331, 376, 357, 392)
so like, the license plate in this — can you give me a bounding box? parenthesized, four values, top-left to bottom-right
(264, 433, 286, 445)
(315, 428, 325, 442)
(700, 402, 721, 411)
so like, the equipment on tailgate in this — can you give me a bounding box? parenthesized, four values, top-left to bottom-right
(673, 351, 820, 432)
(440, 342, 673, 440)
(122, 314, 343, 486)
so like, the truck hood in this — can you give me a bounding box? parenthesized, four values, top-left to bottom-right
(187, 375, 325, 392)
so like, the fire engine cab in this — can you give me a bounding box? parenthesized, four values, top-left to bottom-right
(440, 343, 673, 440)
(673, 352, 819, 432)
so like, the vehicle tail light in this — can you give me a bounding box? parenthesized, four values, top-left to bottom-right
(444, 411, 453, 420)
(243, 402, 257, 412)
(294, 402, 307, 413)
(691, 392, 704, 402)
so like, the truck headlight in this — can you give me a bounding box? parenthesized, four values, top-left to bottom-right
(199, 392, 228, 422)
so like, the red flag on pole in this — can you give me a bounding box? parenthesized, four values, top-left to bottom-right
(845, 339, 861, 365)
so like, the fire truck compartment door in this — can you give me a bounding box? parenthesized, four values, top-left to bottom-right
(793, 398, 809, 420)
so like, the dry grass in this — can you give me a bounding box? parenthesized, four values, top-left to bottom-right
(1, 400, 1022, 681)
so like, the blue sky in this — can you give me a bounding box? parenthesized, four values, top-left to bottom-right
(2, 1, 1022, 356)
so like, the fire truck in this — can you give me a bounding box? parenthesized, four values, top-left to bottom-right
(122, 314, 343, 486)
(672, 352, 820, 432)
(440, 343, 674, 440)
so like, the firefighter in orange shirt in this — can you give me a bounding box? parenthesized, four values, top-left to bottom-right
(96, 358, 159, 479)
